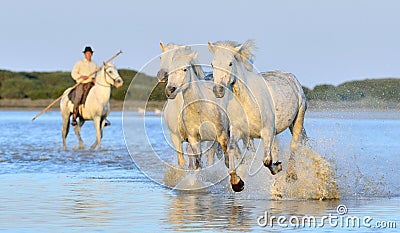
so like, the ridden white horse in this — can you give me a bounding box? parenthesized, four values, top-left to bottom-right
(60, 63, 124, 150)
(208, 40, 308, 182)
(159, 42, 221, 169)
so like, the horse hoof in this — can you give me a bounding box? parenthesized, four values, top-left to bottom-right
(263, 157, 272, 167)
(231, 179, 245, 192)
(286, 172, 298, 183)
(267, 161, 282, 175)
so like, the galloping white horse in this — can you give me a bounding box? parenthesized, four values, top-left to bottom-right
(209, 40, 308, 182)
(159, 42, 221, 169)
(60, 63, 123, 150)
(165, 49, 250, 191)
(165, 49, 231, 170)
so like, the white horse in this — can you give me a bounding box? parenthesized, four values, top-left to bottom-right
(165, 49, 251, 192)
(60, 63, 123, 150)
(159, 42, 221, 169)
(209, 40, 308, 182)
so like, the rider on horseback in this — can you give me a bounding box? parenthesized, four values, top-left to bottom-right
(70, 46, 110, 127)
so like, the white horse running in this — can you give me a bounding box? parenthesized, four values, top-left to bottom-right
(158, 42, 221, 169)
(209, 40, 308, 182)
(60, 63, 124, 150)
(165, 50, 231, 170)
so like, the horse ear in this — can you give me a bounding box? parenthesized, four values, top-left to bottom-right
(234, 44, 242, 53)
(234, 40, 255, 72)
(234, 44, 243, 63)
(160, 41, 166, 52)
(208, 41, 215, 54)
(189, 51, 198, 60)
(103, 62, 106, 66)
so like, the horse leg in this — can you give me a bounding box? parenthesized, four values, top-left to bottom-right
(238, 136, 253, 163)
(262, 130, 282, 175)
(206, 141, 216, 167)
(286, 105, 307, 182)
(170, 134, 185, 168)
(74, 119, 85, 149)
(188, 138, 201, 170)
(100, 116, 106, 139)
(97, 117, 107, 150)
(226, 130, 244, 192)
(245, 137, 256, 157)
(62, 113, 71, 150)
(186, 144, 195, 169)
(90, 117, 101, 151)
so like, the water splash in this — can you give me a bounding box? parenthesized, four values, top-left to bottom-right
(163, 158, 230, 191)
(270, 146, 340, 200)
(162, 138, 399, 200)
(163, 143, 340, 200)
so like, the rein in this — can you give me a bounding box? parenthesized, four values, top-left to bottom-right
(95, 66, 121, 87)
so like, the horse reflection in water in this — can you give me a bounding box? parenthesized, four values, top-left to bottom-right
(164, 191, 340, 231)
(165, 193, 252, 232)
(60, 63, 124, 150)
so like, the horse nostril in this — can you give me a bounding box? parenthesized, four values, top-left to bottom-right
(157, 70, 168, 82)
(213, 85, 225, 98)
(213, 85, 218, 93)
(213, 85, 223, 92)
(166, 86, 176, 97)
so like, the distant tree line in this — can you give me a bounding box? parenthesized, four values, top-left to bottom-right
(0, 69, 399, 102)
(303, 78, 400, 102)
(0, 69, 165, 101)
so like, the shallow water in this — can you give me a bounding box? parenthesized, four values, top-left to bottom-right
(0, 110, 399, 232)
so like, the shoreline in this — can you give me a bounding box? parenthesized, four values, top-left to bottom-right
(0, 98, 398, 112)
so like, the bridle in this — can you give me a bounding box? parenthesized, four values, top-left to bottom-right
(96, 65, 121, 87)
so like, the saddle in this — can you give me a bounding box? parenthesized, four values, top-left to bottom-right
(68, 82, 95, 106)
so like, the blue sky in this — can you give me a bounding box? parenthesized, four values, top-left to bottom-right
(1, 0, 399, 87)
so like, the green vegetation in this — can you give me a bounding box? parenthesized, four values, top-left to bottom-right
(304, 78, 400, 102)
(0, 69, 399, 104)
(0, 69, 166, 101)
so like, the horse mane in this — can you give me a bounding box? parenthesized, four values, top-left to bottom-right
(175, 49, 206, 79)
(213, 40, 256, 72)
(164, 43, 190, 52)
(168, 44, 206, 79)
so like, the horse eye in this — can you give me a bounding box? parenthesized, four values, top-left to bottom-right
(183, 68, 187, 72)
(229, 62, 233, 67)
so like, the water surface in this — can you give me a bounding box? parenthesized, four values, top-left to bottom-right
(0, 110, 399, 232)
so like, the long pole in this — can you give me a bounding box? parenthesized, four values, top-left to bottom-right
(32, 50, 122, 121)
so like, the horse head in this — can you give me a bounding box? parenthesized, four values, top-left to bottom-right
(158, 41, 191, 82)
(208, 40, 255, 98)
(165, 51, 198, 99)
(101, 62, 124, 88)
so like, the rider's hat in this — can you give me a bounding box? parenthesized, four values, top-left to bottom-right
(83, 46, 94, 53)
